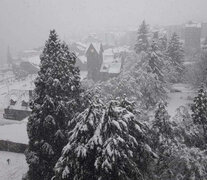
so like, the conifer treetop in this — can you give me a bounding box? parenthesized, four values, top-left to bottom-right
(134, 20, 149, 54)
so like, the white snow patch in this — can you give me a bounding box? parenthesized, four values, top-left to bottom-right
(0, 122, 28, 144)
(167, 83, 195, 117)
(0, 151, 28, 180)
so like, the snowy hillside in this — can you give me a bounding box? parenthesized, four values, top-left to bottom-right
(0, 151, 28, 180)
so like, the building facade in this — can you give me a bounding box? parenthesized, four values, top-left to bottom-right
(86, 43, 103, 81)
(184, 22, 201, 54)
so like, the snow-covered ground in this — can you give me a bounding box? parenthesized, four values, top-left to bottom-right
(167, 83, 195, 117)
(0, 76, 30, 179)
(0, 122, 28, 144)
(0, 75, 34, 143)
(0, 151, 28, 180)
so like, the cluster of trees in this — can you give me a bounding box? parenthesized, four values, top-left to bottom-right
(135, 20, 185, 83)
(25, 24, 207, 180)
(89, 21, 184, 110)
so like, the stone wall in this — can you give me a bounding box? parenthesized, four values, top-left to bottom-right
(0, 140, 28, 153)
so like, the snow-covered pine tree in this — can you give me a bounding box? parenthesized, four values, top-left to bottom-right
(152, 103, 172, 150)
(147, 40, 165, 81)
(151, 103, 176, 179)
(54, 99, 105, 180)
(97, 100, 156, 180)
(26, 30, 82, 180)
(157, 35, 178, 83)
(167, 33, 184, 65)
(134, 20, 149, 54)
(166, 32, 184, 81)
(54, 99, 156, 180)
(158, 35, 168, 52)
(132, 59, 167, 109)
(191, 86, 207, 141)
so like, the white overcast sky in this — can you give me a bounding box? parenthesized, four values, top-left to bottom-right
(0, 0, 207, 57)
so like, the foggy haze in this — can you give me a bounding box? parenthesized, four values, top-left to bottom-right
(0, 0, 207, 61)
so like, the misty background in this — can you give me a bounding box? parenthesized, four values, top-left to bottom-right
(0, 0, 207, 62)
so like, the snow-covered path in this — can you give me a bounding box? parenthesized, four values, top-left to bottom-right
(0, 151, 28, 180)
(167, 83, 195, 117)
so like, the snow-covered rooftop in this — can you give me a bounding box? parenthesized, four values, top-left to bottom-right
(85, 43, 102, 54)
(103, 49, 114, 56)
(100, 55, 122, 74)
(108, 61, 122, 74)
(103, 46, 130, 56)
(75, 42, 87, 51)
(23, 49, 39, 54)
(78, 55, 87, 64)
(24, 55, 41, 66)
(76, 42, 87, 48)
(5, 89, 31, 111)
(185, 23, 201, 28)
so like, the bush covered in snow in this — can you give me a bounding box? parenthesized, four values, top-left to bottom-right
(150, 103, 207, 180)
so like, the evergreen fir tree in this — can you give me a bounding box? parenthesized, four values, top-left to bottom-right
(54, 99, 156, 180)
(191, 86, 207, 141)
(152, 31, 159, 40)
(147, 40, 164, 81)
(151, 103, 176, 179)
(167, 32, 184, 81)
(99, 100, 157, 180)
(26, 30, 82, 180)
(54, 99, 104, 180)
(123, 52, 167, 110)
(134, 20, 149, 54)
(158, 35, 168, 52)
(152, 103, 172, 149)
